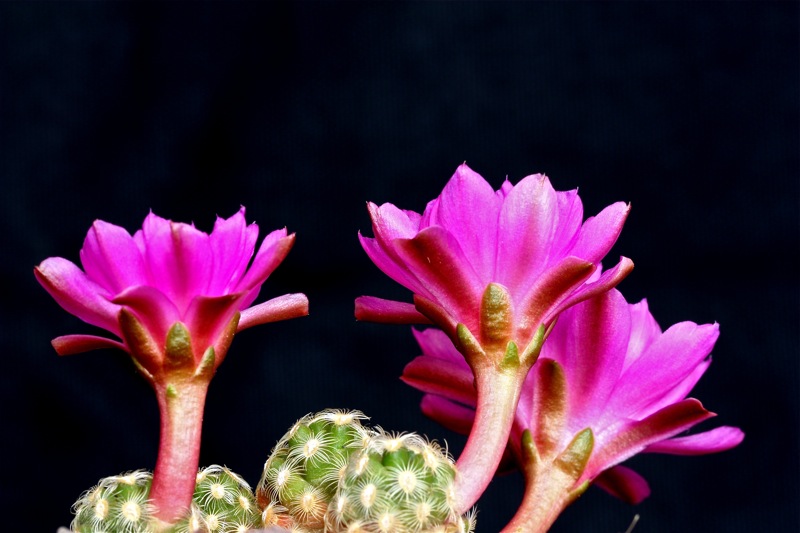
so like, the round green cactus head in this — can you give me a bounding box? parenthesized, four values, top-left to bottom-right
(326, 432, 476, 533)
(256, 409, 375, 531)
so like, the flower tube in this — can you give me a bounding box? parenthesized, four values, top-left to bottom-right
(35, 207, 309, 526)
(403, 289, 744, 532)
(357, 164, 633, 511)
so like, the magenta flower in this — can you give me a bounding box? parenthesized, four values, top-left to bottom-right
(357, 164, 633, 510)
(357, 163, 632, 354)
(403, 289, 744, 532)
(35, 207, 308, 525)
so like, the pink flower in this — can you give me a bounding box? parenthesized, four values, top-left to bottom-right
(35, 207, 308, 524)
(357, 163, 633, 355)
(357, 164, 634, 511)
(403, 289, 743, 530)
(35, 207, 308, 378)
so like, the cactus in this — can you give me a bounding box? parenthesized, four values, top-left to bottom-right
(174, 465, 262, 533)
(257, 410, 476, 533)
(256, 410, 375, 531)
(71, 466, 260, 533)
(70, 470, 156, 533)
(325, 432, 475, 533)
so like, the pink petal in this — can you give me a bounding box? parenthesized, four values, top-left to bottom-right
(238, 293, 310, 331)
(34, 258, 122, 335)
(401, 355, 477, 407)
(624, 299, 662, 371)
(547, 189, 585, 261)
(368, 201, 422, 242)
(593, 465, 651, 504)
(359, 233, 427, 296)
(207, 207, 259, 295)
(540, 256, 634, 326)
(80, 219, 146, 294)
(644, 426, 744, 455)
(235, 229, 294, 305)
(136, 213, 213, 312)
(496, 173, 562, 295)
(605, 322, 719, 421)
(51, 334, 127, 356)
(634, 357, 711, 418)
(570, 202, 630, 263)
(589, 399, 715, 475)
(113, 285, 181, 348)
(354, 296, 431, 324)
(420, 394, 475, 435)
(425, 164, 502, 282)
(543, 289, 630, 429)
(183, 293, 242, 361)
(515, 256, 596, 342)
(412, 327, 465, 362)
(395, 226, 485, 332)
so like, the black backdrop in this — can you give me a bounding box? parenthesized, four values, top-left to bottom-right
(1, 2, 797, 532)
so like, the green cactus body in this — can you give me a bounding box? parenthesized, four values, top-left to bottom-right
(70, 471, 156, 533)
(326, 432, 476, 533)
(71, 466, 260, 533)
(256, 410, 374, 532)
(174, 465, 261, 533)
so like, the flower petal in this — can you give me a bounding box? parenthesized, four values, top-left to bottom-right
(80, 219, 146, 294)
(34, 258, 122, 335)
(51, 334, 127, 356)
(540, 256, 634, 326)
(136, 213, 213, 312)
(401, 355, 477, 407)
(543, 289, 630, 430)
(359, 233, 427, 295)
(589, 398, 715, 475)
(238, 293, 310, 331)
(496, 173, 563, 295)
(570, 202, 630, 263)
(593, 465, 651, 504)
(516, 256, 596, 342)
(113, 285, 181, 348)
(644, 426, 745, 456)
(235, 229, 294, 305)
(354, 296, 431, 324)
(420, 394, 475, 435)
(424, 164, 502, 282)
(395, 226, 485, 332)
(207, 207, 259, 295)
(605, 322, 719, 421)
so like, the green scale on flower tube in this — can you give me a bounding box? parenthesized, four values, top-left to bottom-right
(256, 409, 375, 531)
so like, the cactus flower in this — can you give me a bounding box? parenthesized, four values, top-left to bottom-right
(356, 164, 633, 511)
(35, 207, 309, 526)
(403, 289, 744, 532)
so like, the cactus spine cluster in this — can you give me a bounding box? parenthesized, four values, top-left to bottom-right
(256, 409, 375, 531)
(257, 410, 476, 533)
(70, 466, 260, 533)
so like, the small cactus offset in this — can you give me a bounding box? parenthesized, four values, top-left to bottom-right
(70, 470, 156, 533)
(256, 409, 375, 531)
(326, 431, 476, 533)
(70, 466, 261, 533)
(174, 465, 262, 533)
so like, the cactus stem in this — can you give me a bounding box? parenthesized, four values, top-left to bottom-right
(149, 379, 210, 526)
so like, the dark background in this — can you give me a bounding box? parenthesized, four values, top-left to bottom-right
(1, 2, 797, 532)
